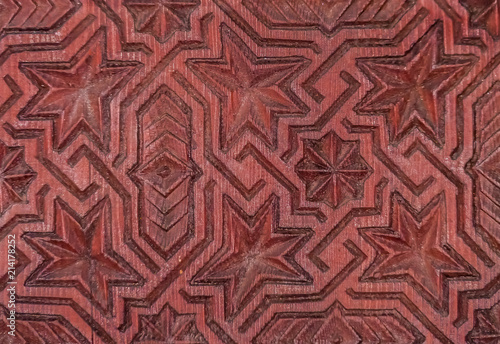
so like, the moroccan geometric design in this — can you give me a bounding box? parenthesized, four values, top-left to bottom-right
(23, 197, 143, 315)
(295, 131, 372, 209)
(187, 25, 309, 151)
(0, 0, 499, 343)
(355, 22, 476, 147)
(360, 192, 477, 313)
(192, 195, 312, 319)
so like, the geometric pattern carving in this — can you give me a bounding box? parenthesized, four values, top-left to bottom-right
(355, 23, 476, 147)
(19, 29, 141, 152)
(0, 0, 498, 342)
(360, 192, 476, 313)
(0, 0, 76, 33)
(192, 195, 312, 318)
(130, 85, 201, 261)
(470, 82, 500, 256)
(296, 131, 372, 209)
(187, 25, 309, 151)
(23, 197, 142, 315)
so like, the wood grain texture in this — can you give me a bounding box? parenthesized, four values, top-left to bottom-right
(0, 0, 499, 342)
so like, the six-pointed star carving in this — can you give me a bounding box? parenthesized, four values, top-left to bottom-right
(360, 193, 471, 303)
(198, 195, 310, 317)
(20, 29, 139, 152)
(133, 303, 207, 343)
(188, 26, 307, 150)
(295, 131, 372, 209)
(24, 197, 141, 313)
(356, 23, 475, 145)
(0, 140, 36, 216)
(124, 0, 200, 43)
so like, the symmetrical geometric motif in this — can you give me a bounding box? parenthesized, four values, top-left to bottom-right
(0, 0, 499, 342)
(360, 192, 476, 312)
(296, 131, 372, 209)
(355, 23, 476, 146)
(19, 29, 141, 152)
(193, 195, 311, 318)
(23, 197, 142, 315)
(130, 85, 201, 260)
(187, 25, 309, 151)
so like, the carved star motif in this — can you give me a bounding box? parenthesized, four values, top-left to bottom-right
(188, 26, 307, 150)
(360, 193, 473, 308)
(124, 0, 200, 43)
(295, 131, 372, 209)
(24, 197, 142, 314)
(197, 195, 311, 317)
(132, 303, 207, 343)
(20, 29, 140, 152)
(0, 140, 36, 216)
(356, 23, 475, 146)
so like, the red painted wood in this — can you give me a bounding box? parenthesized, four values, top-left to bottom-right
(0, 0, 499, 342)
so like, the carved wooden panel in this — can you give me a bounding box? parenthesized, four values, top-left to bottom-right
(0, 0, 499, 343)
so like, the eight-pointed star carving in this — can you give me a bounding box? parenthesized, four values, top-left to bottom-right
(195, 195, 311, 318)
(356, 23, 475, 146)
(295, 131, 372, 209)
(187, 25, 308, 150)
(360, 193, 474, 310)
(20, 29, 140, 152)
(24, 197, 142, 314)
